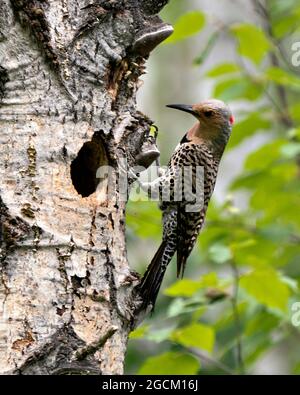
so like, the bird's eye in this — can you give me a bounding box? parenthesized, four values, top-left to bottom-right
(204, 110, 214, 117)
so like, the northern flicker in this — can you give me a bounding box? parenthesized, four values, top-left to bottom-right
(133, 99, 234, 312)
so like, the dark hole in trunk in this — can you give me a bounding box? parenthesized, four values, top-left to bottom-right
(71, 136, 107, 198)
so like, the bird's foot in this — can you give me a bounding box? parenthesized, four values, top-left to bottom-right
(127, 167, 140, 183)
(157, 167, 166, 178)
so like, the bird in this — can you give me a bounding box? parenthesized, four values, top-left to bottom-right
(134, 99, 234, 312)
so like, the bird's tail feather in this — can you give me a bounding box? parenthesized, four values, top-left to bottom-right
(137, 240, 174, 311)
(176, 252, 187, 279)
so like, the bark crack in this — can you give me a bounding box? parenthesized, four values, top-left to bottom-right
(0, 65, 9, 102)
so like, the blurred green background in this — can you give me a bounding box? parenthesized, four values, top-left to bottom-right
(126, 0, 300, 375)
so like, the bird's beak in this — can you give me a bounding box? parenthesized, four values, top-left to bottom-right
(166, 104, 196, 116)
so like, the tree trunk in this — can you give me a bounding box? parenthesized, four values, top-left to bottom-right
(0, 0, 172, 375)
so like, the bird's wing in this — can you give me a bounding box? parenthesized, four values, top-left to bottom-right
(176, 209, 205, 277)
(173, 143, 219, 277)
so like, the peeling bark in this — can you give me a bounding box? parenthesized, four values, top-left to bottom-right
(0, 0, 172, 375)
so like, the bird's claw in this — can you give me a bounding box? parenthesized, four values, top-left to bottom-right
(127, 167, 140, 182)
(158, 167, 166, 178)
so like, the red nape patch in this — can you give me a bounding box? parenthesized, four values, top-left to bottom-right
(229, 115, 235, 125)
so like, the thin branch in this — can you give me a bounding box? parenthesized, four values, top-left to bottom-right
(252, 0, 294, 128)
(234, 49, 291, 127)
(186, 347, 235, 375)
(252, 0, 300, 173)
(213, 2, 296, 129)
(230, 260, 245, 374)
(252, 0, 268, 19)
(252, 0, 300, 77)
(211, 13, 293, 127)
(75, 326, 118, 361)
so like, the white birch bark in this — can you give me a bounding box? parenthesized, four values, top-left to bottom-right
(0, 0, 172, 375)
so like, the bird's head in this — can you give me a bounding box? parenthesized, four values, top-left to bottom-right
(167, 99, 234, 130)
(166, 99, 234, 156)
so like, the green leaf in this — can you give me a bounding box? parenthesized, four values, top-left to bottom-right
(172, 323, 215, 353)
(164, 11, 205, 44)
(245, 310, 279, 337)
(231, 23, 271, 64)
(293, 361, 300, 375)
(228, 112, 271, 149)
(206, 62, 240, 77)
(257, 224, 293, 243)
(271, 0, 300, 15)
(230, 169, 266, 190)
(214, 77, 263, 101)
(193, 31, 219, 65)
(197, 272, 220, 287)
(208, 243, 232, 264)
(126, 201, 161, 240)
(165, 272, 218, 297)
(291, 103, 300, 122)
(280, 142, 300, 159)
(244, 139, 285, 170)
(273, 8, 300, 38)
(198, 224, 229, 251)
(138, 352, 200, 375)
(230, 239, 257, 252)
(167, 298, 189, 317)
(240, 270, 290, 312)
(281, 276, 298, 292)
(165, 279, 203, 297)
(265, 67, 300, 90)
(129, 325, 149, 339)
(167, 298, 207, 318)
(248, 174, 300, 229)
(288, 127, 300, 140)
(146, 327, 175, 343)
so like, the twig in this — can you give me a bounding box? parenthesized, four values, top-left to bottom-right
(75, 326, 118, 361)
(230, 261, 245, 374)
(252, 1, 300, 172)
(186, 347, 235, 375)
(213, 2, 296, 129)
(252, 0, 294, 128)
(233, 48, 291, 126)
(252, 0, 300, 76)
(252, 0, 268, 19)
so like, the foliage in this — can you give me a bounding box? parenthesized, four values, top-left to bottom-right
(138, 352, 199, 375)
(164, 11, 205, 44)
(126, 0, 300, 375)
